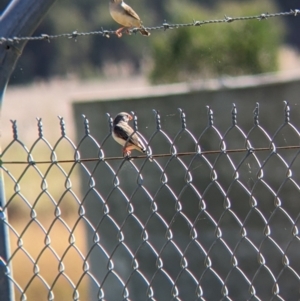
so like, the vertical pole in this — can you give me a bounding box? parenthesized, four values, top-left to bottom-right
(0, 163, 14, 301)
(0, 0, 58, 298)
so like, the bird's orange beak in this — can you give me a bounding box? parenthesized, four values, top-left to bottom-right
(128, 115, 133, 120)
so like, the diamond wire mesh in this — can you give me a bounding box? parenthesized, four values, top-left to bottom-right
(1, 103, 300, 300)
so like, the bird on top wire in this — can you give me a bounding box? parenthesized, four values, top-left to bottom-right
(109, 0, 150, 37)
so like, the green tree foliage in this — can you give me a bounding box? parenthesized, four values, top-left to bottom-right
(1, 0, 285, 84)
(8, 0, 155, 84)
(149, 0, 284, 84)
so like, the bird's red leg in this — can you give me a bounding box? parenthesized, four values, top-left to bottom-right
(115, 27, 124, 38)
(123, 148, 131, 157)
(124, 29, 131, 35)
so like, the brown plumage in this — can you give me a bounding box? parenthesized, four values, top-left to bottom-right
(109, 0, 150, 37)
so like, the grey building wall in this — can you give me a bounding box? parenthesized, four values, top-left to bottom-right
(73, 72, 300, 300)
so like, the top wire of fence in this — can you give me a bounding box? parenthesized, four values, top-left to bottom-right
(1, 102, 299, 166)
(0, 8, 299, 44)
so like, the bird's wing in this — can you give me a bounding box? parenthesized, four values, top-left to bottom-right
(123, 3, 141, 21)
(114, 124, 145, 150)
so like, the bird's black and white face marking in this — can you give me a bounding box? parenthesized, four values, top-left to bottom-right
(113, 112, 132, 125)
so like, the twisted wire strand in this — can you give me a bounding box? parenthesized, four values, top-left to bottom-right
(0, 9, 299, 44)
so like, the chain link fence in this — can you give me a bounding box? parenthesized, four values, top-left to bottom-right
(1, 102, 300, 300)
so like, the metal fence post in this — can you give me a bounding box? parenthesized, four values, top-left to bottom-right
(0, 1, 59, 299)
(0, 169, 14, 301)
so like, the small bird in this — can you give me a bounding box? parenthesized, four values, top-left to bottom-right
(112, 112, 147, 157)
(109, 0, 150, 37)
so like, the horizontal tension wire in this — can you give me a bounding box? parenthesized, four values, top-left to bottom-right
(0, 9, 299, 43)
(1, 145, 300, 165)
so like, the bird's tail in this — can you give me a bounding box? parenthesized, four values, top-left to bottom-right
(139, 146, 146, 153)
(141, 146, 153, 161)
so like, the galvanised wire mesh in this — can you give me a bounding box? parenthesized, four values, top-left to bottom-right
(1, 102, 300, 300)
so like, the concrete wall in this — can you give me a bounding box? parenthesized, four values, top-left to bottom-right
(72, 71, 300, 300)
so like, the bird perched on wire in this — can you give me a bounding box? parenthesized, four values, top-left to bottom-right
(109, 0, 150, 37)
(112, 112, 149, 158)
